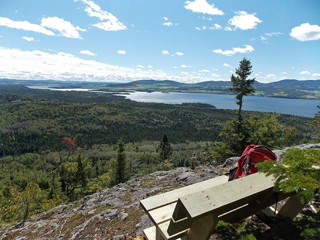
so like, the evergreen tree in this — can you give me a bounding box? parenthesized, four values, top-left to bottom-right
(258, 148, 320, 204)
(76, 154, 88, 190)
(212, 58, 256, 157)
(115, 139, 127, 184)
(157, 133, 172, 161)
(229, 57, 255, 125)
(212, 113, 296, 163)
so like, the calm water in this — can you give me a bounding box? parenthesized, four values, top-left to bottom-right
(27, 86, 319, 118)
(117, 91, 319, 118)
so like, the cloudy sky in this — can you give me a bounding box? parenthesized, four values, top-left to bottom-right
(0, 0, 319, 83)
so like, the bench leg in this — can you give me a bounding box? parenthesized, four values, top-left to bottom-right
(156, 227, 164, 240)
(277, 195, 307, 218)
(143, 226, 166, 240)
(186, 214, 218, 240)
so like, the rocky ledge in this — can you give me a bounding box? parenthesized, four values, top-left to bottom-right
(1, 143, 319, 240)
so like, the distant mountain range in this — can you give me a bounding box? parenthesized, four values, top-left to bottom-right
(1, 78, 320, 100)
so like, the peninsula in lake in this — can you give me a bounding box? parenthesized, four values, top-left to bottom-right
(1, 78, 320, 100)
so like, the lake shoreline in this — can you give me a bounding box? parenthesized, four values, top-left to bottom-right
(26, 86, 319, 118)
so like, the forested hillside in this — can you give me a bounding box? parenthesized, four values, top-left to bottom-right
(0, 84, 317, 227)
(0, 85, 312, 156)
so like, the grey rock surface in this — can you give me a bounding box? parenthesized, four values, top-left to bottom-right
(1, 144, 319, 240)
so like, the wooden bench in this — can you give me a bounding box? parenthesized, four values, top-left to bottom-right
(140, 173, 305, 240)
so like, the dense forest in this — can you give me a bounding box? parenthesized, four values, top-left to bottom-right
(0, 85, 313, 157)
(0, 83, 318, 236)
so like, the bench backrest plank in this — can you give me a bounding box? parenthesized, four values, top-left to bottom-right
(140, 175, 228, 212)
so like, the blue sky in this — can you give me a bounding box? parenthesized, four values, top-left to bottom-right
(0, 0, 319, 83)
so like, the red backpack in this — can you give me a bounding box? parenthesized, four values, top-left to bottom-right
(229, 145, 277, 181)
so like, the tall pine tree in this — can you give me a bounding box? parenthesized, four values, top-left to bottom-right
(229, 57, 255, 126)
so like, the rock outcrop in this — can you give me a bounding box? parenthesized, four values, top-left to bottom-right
(1, 144, 319, 240)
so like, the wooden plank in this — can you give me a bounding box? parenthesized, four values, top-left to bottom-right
(140, 175, 228, 212)
(158, 220, 189, 240)
(177, 173, 275, 220)
(277, 195, 307, 218)
(148, 202, 177, 225)
(219, 191, 293, 223)
(144, 226, 157, 240)
(187, 214, 218, 240)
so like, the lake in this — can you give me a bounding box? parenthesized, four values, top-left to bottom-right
(116, 91, 319, 118)
(27, 86, 319, 118)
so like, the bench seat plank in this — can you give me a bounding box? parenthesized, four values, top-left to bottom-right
(149, 202, 177, 225)
(140, 175, 228, 212)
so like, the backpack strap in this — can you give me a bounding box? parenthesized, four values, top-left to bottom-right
(243, 154, 250, 176)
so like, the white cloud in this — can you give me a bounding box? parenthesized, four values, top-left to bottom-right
(200, 69, 210, 72)
(181, 72, 189, 75)
(223, 63, 233, 68)
(210, 24, 222, 30)
(181, 64, 192, 68)
(0, 47, 229, 83)
(147, 65, 153, 68)
(202, 16, 212, 21)
(265, 32, 282, 37)
(163, 22, 173, 26)
(262, 32, 282, 43)
(313, 73, 320, 77)
(41, 17, 86, 39)
(300, 70, 310, 75)
(266, 74, 277, 79)
(162, 50, 169, 55)
(214, 45, 254, 56)
(173, 66, 178, 69)
(76, 0, 127, 31)
(212, 73, 220, 77)
(80, 50, 96, 56)
(184, 0, 224, 15)
(137, 65, 144, 68)
(225, 26, 232, 31)
(0, 17, 54, 36)
(0, 47, 137, 81)
(282, 72, 287, 74)
(290, 23, 320, 41)
(93, 21, 126, 31)
(163, 17, 168, 21)
(117, 50, 126, 54)
(261, 36, 267, 41)
(175, 52, 184, 56)
(195, 27, 201, 31)
(228, 11, 262, 30)
(22, 36, 34, 41)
